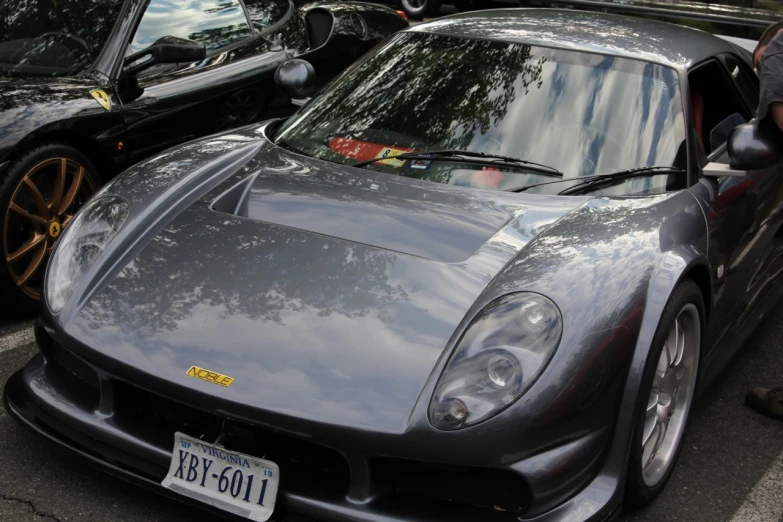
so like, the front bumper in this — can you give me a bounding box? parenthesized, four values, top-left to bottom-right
(4, 332, 622, 522)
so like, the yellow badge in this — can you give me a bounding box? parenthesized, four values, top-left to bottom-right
(374, 147, 407, 167)
(90, 89, 112, 111)
(48, 221, 61, 238)
(186, 366, 234, 387)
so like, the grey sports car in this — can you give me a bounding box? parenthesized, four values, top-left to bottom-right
(5, 8, 783, 522)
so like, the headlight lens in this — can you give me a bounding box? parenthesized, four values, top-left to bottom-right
(429, 292, 563, 430)
(46, 196, 129, 313)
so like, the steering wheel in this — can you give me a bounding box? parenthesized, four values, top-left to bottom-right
(39, 32, 90, 53)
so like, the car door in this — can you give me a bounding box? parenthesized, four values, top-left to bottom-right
(115, 0, 293, 164)
(689, 55, 783, 351)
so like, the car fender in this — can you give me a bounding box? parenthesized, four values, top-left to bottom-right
(0, 77, 126, 172)
(444, 190, 710, 517)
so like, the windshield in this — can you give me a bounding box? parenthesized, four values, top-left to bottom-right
(0, 0, 123, 77)
(275, 32, 687, 195)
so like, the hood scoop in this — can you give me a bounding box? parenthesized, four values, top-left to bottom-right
(211, 170, 516, 263)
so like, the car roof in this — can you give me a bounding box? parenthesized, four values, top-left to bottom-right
(406, 8, 741, 69)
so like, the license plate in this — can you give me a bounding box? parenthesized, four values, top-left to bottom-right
(162, 432, 279, 521)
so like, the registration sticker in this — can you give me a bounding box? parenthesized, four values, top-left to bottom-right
(162, 432, 280, 521)
(408, 156, 433, 170)
(374, 147, 407, 167)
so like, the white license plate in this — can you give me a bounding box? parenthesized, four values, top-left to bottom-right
(162, 432, 279, 521)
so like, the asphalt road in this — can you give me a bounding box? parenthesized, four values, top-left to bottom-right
(1, 304, 783, 522)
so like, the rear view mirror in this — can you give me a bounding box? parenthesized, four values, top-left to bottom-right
(274, 59, 316, 100)
(123, 36, 206, 77)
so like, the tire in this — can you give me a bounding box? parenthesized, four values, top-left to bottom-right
(400, 0, 442, 19)
(0, 143, 100, 316)
(624, 279, 704, 508)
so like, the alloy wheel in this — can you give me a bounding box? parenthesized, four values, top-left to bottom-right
(641, 303, 700, 486)
(3, 157, 96, 299)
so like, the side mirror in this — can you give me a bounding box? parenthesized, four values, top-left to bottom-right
(274, 59, 316, 100)
(728, 122, 783, 170)
(702, 122, 783, 177)
(122, 36, 206, 77)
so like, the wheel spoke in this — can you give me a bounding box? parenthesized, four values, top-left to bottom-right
(674, 318, 686, 366)
(62, 214, 74, 229)
(6, 234, 45, 264)
(642, 413, 657, 446)
(14, 239, 46, 286)
(21, 177, 49, 217)
(49, 158, 67, 212)
(647, 390, 659, 413)
(666, 322, 678, 368)
(9, 202, 47, 226)
(642, 422, 659, 467)
(58, 166, 84, 215)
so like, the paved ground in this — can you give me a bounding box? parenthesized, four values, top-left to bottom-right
(1, 305, 782, 521)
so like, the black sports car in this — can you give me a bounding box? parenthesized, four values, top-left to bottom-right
(6, 6, 783, 522)
(0, 0, 407, 314)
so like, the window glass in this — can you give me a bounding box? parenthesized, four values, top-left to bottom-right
(723, 54, 759, 112)
(275, 32, 686, 195)
(243, 0, 289, 32)
(128, 0, 252, 55)
(0, 0, 123, 77)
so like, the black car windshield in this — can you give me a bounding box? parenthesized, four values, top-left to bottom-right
(274, 32, 687, 195)
(0, 0, 123, 77)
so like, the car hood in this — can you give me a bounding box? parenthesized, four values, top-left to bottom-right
(62, 126, 590, 432)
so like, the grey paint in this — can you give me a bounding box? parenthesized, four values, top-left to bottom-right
(6, 10, 783, 522)
(409, 8, 742, 68)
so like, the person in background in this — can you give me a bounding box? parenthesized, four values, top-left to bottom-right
(745, 20, 783, 421)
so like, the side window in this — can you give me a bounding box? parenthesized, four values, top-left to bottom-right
(127, 0, 253, 56)
(688, 59, 751, 156)
(722, 54, 759, 113)
(243, 0, 290, 32)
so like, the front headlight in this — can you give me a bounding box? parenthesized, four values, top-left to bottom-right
(429, 292, 563, 430)
(46, 196, 129, 313)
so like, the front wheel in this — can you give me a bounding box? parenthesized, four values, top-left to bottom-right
(624, 279, 703, 507)
(400, 0, 442, 19)
(0, 143, 99, 315)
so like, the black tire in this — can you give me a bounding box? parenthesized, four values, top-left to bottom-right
(400, 0, 442, 20)
(624, 279, 704, 508)
(0, 143, 101, 317)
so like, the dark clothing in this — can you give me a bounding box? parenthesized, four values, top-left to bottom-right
(758, 31, 783, 123)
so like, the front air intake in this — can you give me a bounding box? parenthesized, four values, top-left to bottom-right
(305, 8, 334, 49)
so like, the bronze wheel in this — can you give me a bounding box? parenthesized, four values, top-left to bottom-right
(3, 156, 97, 300)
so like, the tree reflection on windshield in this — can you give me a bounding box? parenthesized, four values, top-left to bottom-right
(276, 32, 686, 187)
(0, 0, 122, 77)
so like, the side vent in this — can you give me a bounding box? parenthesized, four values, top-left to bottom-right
(305, 8, 334, 49)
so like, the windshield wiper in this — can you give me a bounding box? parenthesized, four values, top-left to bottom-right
(351, 149, 563, 177)
(503, 166, 685, 194)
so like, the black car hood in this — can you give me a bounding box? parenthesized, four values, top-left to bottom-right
(64, 131, 590, 432)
